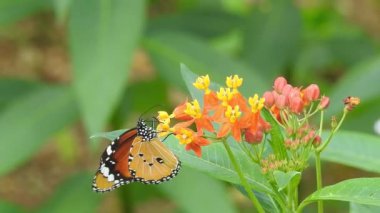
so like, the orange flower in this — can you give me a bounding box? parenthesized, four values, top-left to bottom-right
(243, 94, 271, 143)
(173, 100, 192, 121)
(174, 127, 210, 157)
(204, 91, 219, 111)
(244, 112, 270, 143)
(174, 99, 214, 135)
(217, 105, 248, 142)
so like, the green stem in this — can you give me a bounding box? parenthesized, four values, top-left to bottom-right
(222, 140, 265, 213)
(315, 151, 323, 213)
(294, 186, 298, 209)
(318, 110, 324, 136)
(287, 184, 294, 211)
(317, 110, 347, 153)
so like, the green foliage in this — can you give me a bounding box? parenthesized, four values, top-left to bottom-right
(0, 86, 78, 176)
(159, 167, 238, 213)
(39, 173, 101, 213)
(299, 178, 380, 210)
(144, 32, 269, 94)
(0, 0, 51, 26)
(350, 203, 380, 213)
(0, 201, 24, 213)
(69, 0, 145, 135)
(242, 0, 301, 80)
(273, 171, 301, 192)
(262, 109, 287, 160)
(321, 130, 380, 173)
(148, 9, 242, 38)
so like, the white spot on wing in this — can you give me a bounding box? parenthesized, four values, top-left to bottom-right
(106, 146, 112, 155)
(107, 174, 115, 182)
(101, 165, 110, 177)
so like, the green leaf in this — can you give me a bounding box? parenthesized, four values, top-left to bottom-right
(299, 178, 380, 211)
(90, 131, 274, 194)
(90, 129, 125, 141)
(242, 0, 301, 80)
(327, 56, 380, 116)
(0, 86, 78, 175)
(53, 0, 72, 24)
(0, 0, 50, 26)
(112, 78, 169, 127)
(144, 32, 270, 95)
(0, 201, 24, 213)
(273, 170, 301, 192)
(261, 109, 287, 160)
(180, 64, 204, 103)
(148, 9, 242, 38)
(350, 203, 380, 213)
(236, 186, 281, 213)
(39, 173, 101, 213)
(159, 167, 238, 213)
(0, 79, 42, 111)
(321, 130, 380, 174)
(69, 0, 145, 135)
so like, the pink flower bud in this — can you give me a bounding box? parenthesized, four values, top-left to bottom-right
(304, 84, 320, 102)
(319, 96, 330, 109)
(245, 130, 263, 144)
(274, 77, 287, 93)
(289, 97, 303, 114)
(275, 94, 287, 109)
(288, 88, 301, 101)
(281, 84, 293, 96)
(263, 91, 275, 107)
(312, 135, 321, 147)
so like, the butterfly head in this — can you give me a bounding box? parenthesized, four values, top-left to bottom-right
(137, 119, 157, 142)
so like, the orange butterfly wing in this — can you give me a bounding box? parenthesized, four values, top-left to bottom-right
(92, 128, 137, 192)
(129, 137, 181, 184)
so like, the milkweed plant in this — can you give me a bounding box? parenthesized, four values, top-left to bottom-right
(157, 73, 360, 213)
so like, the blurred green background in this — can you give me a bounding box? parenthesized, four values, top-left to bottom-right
(0, 0, 379, 212)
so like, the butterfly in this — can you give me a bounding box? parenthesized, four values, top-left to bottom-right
(92, 118, 181, 192)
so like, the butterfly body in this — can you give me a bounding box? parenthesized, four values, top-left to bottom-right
(93, 119, 181, 192)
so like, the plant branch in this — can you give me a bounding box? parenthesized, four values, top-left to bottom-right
(222, 139, 265, 213)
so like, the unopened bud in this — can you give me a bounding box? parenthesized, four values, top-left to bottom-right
(313, 135, 321, 147)
(263, 91, 275, 107)
(319, 96, 330, 110)
(274, 77, 287, 93)
(275, 94, 287, 109)
(304, 84, 320, 102)
(289, 97, 303, 114)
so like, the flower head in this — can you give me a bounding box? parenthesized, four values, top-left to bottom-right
(174, 127, 210, 157)
(344, 96, 360, 111)
(226, 75, 243, 93)
(184, 99, 202, 119)
(217, 87, 233, 105)
(225, 105, 241, 123)
(193, 75, 211, 94)
(249, 94, 265, 113)
(157, 111, 173, 123)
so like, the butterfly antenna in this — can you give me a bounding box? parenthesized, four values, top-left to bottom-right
(139, 104, 163, 120)
(162, 133, 174, 142)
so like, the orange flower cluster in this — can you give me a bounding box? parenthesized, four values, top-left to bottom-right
(157, 75, 270, 157)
